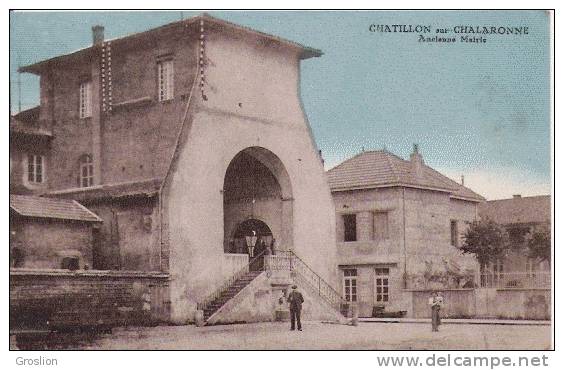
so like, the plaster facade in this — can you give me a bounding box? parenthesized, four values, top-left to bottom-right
(163, 23, 337, 323)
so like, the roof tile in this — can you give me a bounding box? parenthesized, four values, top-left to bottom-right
(10, 195, 102, 222)
(327, 150, 484, 201)
(479, 195, 551, 225)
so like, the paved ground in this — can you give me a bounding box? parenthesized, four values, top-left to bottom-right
(70, 321, 552, 350)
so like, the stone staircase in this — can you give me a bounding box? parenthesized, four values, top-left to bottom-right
(203, 270, 263, 321)
(197, 250, 346, 325)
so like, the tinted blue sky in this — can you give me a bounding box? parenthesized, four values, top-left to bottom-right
(9, 10, 551, 200)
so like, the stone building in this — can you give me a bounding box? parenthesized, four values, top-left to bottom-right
(12, 14, 340, 325)
(478, 195, 551, 288)
(327, 146, 485, 317)
(10, 195, 102, 269)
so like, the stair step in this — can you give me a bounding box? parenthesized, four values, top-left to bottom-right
(200, 271, 264, 320)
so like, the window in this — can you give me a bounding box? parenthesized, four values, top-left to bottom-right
(508, 226, 529, 247)
(27, 154, 44, 184)
(450, 220, 458, 247)
(375, 268, 390, 302)
(373, 211, 389, 240)
(526, 257, 539, 277)
(79, 81, 92, 118)
(157, 59, 174, 101)
(491, 258, 504, 284)
(61, 257, 80, 271)
(79, 155, 94, 188)
(343, 214, 357, 242)
(343, 269, 358, 302)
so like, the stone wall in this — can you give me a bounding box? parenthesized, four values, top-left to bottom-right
(10, 217, 94, 270)
(82, 197, 161, 271)
(42, 23, 199, 191)
(10, 269, 170, 330)
(403, 189, 479, 285)
(408, 288, 551, 320)
(409, 289, 476, 318)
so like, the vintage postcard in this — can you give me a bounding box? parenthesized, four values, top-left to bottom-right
(8, 9, 553, 356)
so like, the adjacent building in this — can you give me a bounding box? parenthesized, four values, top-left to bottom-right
(479, 195, 551, 288)
(327, 146, 485, 317)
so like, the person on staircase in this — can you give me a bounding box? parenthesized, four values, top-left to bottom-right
(288, 285, 304, 331)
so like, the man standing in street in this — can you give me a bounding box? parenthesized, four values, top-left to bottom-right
(429, 291, 444, 332)
(288, 285, 304, 331)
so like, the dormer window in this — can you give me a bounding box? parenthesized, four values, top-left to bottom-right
(157, 59, 174, 102)
(79, 81, 92, 118)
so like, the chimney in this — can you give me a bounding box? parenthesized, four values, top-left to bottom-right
(92, 25, 105, 45)
(513, 194, 522, 198)
(410, 144, 424, 178)
(461, 175, 465, 186)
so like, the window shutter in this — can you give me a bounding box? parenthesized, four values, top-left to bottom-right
(167, 61, 174, 100)
(373, 212, 389, 240)
(27, 154, 34, 182)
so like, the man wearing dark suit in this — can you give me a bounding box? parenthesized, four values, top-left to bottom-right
(288, 285, 304, 331)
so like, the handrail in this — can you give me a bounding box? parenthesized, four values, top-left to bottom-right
(266, 250, 346, 312)
(196, 250, 266, 312)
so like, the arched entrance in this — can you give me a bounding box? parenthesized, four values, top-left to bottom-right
(232, 219, 273, 271)
(223, 147, 293, 256)
(232, 218, 273, 255)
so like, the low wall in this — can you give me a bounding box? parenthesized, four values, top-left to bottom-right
(409, 289, 475, 318)
(475, 288, 551, 320)
(10, 269, 170, 330)
(407, 288, 551, 320)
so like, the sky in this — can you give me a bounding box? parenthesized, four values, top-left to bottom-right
(9, 10, 552, 200)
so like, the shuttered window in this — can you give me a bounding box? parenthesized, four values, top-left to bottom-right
(450, 220, 459, 247)
(373, 211, 389, 240)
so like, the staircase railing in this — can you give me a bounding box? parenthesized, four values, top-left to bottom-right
(265, 250, 346, 312)
(196, 250, 266, 312)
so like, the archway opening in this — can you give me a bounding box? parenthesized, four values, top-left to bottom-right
(231, 218, 273, 256)
(223, 147, 293, 254)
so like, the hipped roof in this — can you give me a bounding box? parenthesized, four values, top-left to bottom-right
(19, 13, 322, 75)
(327, 150, 485, 202)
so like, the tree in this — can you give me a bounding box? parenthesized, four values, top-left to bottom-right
(527, 225, 551, 266)
(461, 219, 507, 270)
